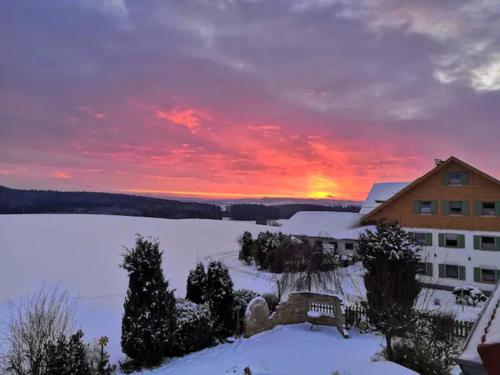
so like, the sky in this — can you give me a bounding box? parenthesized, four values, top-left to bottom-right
(1, 0, 500, 200)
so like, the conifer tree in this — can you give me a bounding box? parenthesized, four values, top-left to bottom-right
(67, 330, 91, 375)
(206, 261, 235, 338)
(238, 231, 254, 264)
(45, 336, 68, 375)
(121, 235, 176, 368)
(186, 262, 207, 304)
(358, 223, 421, 360)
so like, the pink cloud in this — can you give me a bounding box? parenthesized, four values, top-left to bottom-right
(154, 108, 212, 134)
(51, 171, 72, 180)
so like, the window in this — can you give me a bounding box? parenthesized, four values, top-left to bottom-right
(445, 265, 459, 279)
(482, 202, 495, 216)
(440, 264, 465, 280)
(449, 171, 463, 185)
(449, 201, 463, 215)
(481, 269, 497, 284)
(413, 232, 432, 246)
(445, 234, 458, 247)
(420, 201, 432, 214)
(439, 233, 465, 248)
(345, 242, 354, 251)
(417, 262, 433, 277)
(481, 236, 495, 250)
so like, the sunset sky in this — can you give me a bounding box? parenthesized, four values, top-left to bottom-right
(1, 1, 499, 200)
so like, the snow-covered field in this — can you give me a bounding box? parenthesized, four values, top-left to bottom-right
(0, 214, 278, 361)
(0, 213, 482, 369)
(140, 324, 417, 375)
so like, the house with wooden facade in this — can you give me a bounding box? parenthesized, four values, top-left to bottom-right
(360, 156, 500, 292)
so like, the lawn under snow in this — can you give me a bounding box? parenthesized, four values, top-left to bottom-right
(139, 324, 417, 375)
(0, 213, 482, 367)
(0, 214, 279, 361)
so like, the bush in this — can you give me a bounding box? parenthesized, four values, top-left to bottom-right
(174, 300, 214, 356)
(452, 285, 487, 306)
(393, 312, 459, 375)
(262, 293, 280, 313)
(186, 262, 207, 304)
(206, 261, 235, 338)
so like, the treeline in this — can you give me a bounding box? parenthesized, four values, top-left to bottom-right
(226, 203, 360, 221)
(0, 186, 222, 219)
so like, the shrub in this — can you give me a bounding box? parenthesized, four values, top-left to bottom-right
(206, 261, 235, 338)
(174, 300, 214, 356)
(238, 231, 254, 264)
(452, 285, 487, 306)
(186, 262, 207, 304)
(262, 293, 280, 313)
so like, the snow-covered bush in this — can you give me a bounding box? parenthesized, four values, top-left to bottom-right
(206, 261, 235, 338)
(186, 262, 207, 304)
(174, 300, 214, 356)
(238, 231, 254, 264)
(262, 293, 280, 313)
(452, 285, 487, 306)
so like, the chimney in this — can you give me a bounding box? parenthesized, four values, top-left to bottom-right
(434, 159, 444, 166)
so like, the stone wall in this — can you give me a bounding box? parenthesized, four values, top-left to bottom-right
(244, 292, 346, 338)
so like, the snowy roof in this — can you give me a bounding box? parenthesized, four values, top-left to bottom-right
(278, 211, 369, 240)
(359, 182, 410, 215)
(459, 281, 500, 365)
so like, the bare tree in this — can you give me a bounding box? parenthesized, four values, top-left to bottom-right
(2, 286, 74, 375)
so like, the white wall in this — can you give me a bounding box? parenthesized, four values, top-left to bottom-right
(404, 227, 500, 292)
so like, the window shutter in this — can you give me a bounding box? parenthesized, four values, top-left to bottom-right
(475, 201, 482, 216)
(474, 236, 481, 250)
(426, 233, 433, 246)
(496, 201, 500, 216)
(462, 201, 469, 216)
(458, 234, 465, 248)
(496, 237, 500, 251)
(413, 201, 421, 214)
(442, 201, 449, 215)
(431, 201, 438, 215)
(458, 266, 466, 281)
(497, 270, 500, 283)
(426, 263, 433, 277)
(442, 172, 450, 185)
(474, 267, 481, 282)
(438, 264, 445, 278)
(461, 172, 469, 185)
(439, 234, 444, 247)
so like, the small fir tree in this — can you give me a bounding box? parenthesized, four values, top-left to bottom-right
(206, 261, 235, 338)
(358, 223, 421, 360)
(45, 336, 68, 375)
(67, 330, 91, 375)
(121, 235, 176, 368)
(186, 262, 207, 304)
(238, 231, 254, 264)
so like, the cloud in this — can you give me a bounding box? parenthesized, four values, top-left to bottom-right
(51, 171, 72, 180)
(154, 108, 212, 134)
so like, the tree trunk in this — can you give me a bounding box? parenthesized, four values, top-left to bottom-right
(385, 333, 393, 361)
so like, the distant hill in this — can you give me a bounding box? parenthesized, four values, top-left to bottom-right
(225, 203, 360, 222)
(0, 186, 223, 219)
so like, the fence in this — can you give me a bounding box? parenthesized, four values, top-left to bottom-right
(344, 303, 475, 339)
(310, 302, 336, 317)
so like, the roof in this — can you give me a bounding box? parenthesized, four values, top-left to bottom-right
(359, 182, 409, 215)
(278, 211, 370, 240)
(459, 282, 500, 366)
(361, 156, 500, 223)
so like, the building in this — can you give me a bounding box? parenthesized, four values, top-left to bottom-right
(279, 211, 370, 256)
(360, 156, 500, 292)
(458, 281, 500, 374)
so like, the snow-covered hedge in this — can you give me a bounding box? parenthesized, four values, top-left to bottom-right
(452, 285, 487, 306)
(174, 299, 214, 356)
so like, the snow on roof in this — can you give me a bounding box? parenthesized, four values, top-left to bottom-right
(459, 282, 500, 364)
(359, 182, 410, 215)
(278, 211, 369, 240)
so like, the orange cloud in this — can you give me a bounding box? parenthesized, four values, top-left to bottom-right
(154, 107, 211, 134)
(51, 171, 72, 180)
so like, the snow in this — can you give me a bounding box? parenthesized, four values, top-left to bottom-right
(307, 310, 322, 318)
(278, 211, 370, 240)
(0, 214, 279, 361)
(359, 182, 409, 215)
(137, 324, 417, 375)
